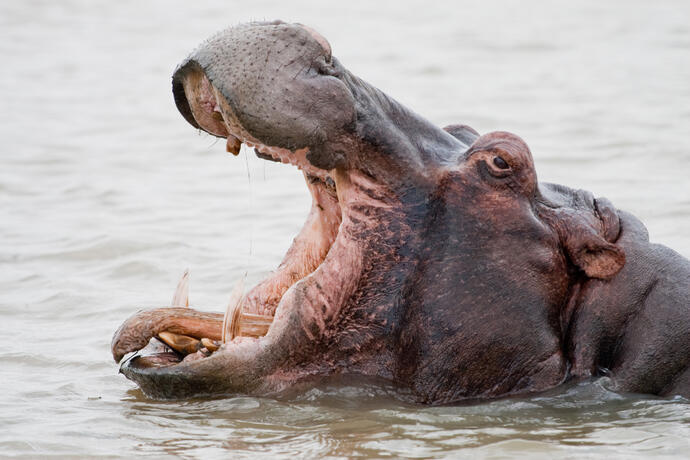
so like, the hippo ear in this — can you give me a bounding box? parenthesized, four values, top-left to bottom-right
(443, 124, 479, 145)
(564, 234, 626, 280)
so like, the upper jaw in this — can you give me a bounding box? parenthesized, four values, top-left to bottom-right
(172, 21, 357, 172)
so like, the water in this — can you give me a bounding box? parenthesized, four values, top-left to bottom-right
(1, 0, 689, 457)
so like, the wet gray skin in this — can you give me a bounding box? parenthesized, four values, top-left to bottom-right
(112, 21, 690, 402)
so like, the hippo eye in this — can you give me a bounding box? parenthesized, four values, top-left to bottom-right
(481, 153, 513, 179)
(493, 156, 509, 169)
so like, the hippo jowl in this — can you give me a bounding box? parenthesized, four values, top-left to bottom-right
(112, 21, 690, 403)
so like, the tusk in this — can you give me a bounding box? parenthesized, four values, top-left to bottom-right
(237, 312, 273, 338)
(222, 275, 246, 343)
(171, 269, 190, 307)
(158, 331, 200, 354)
(220, 273, 273, 343)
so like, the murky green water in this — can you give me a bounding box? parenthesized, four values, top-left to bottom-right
(1, 0, 689, 458)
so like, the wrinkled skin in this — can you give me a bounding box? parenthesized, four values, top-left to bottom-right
(112, 21, 690, 403)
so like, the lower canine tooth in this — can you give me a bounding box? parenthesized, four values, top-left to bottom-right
(222, 276, 246, 343)
(158, 331, 200, 354)
(171, 269, 190, 307)
(236, 312, 273, 338)
(226, 136, 241, 156)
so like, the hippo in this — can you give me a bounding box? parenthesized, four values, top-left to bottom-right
(111, 21, 690, 403)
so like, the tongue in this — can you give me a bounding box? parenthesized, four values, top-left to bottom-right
(119, 337, 182, 370)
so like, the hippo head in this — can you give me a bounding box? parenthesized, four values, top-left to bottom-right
(112, 21, 626, 402)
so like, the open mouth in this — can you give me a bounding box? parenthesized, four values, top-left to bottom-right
(121, 71, 343, 371)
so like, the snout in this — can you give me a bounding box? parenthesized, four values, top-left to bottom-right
(171, 21, 356, 169)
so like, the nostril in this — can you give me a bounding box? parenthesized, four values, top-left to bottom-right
(297, 24, 332, 57)
(316, 57, 337, 76)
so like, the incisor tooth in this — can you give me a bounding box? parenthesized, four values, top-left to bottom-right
(171, 269, 189, 307)
(226, 136, 241, 156)
(158, 331, 200, 354)
(222, 275, 246, 343)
